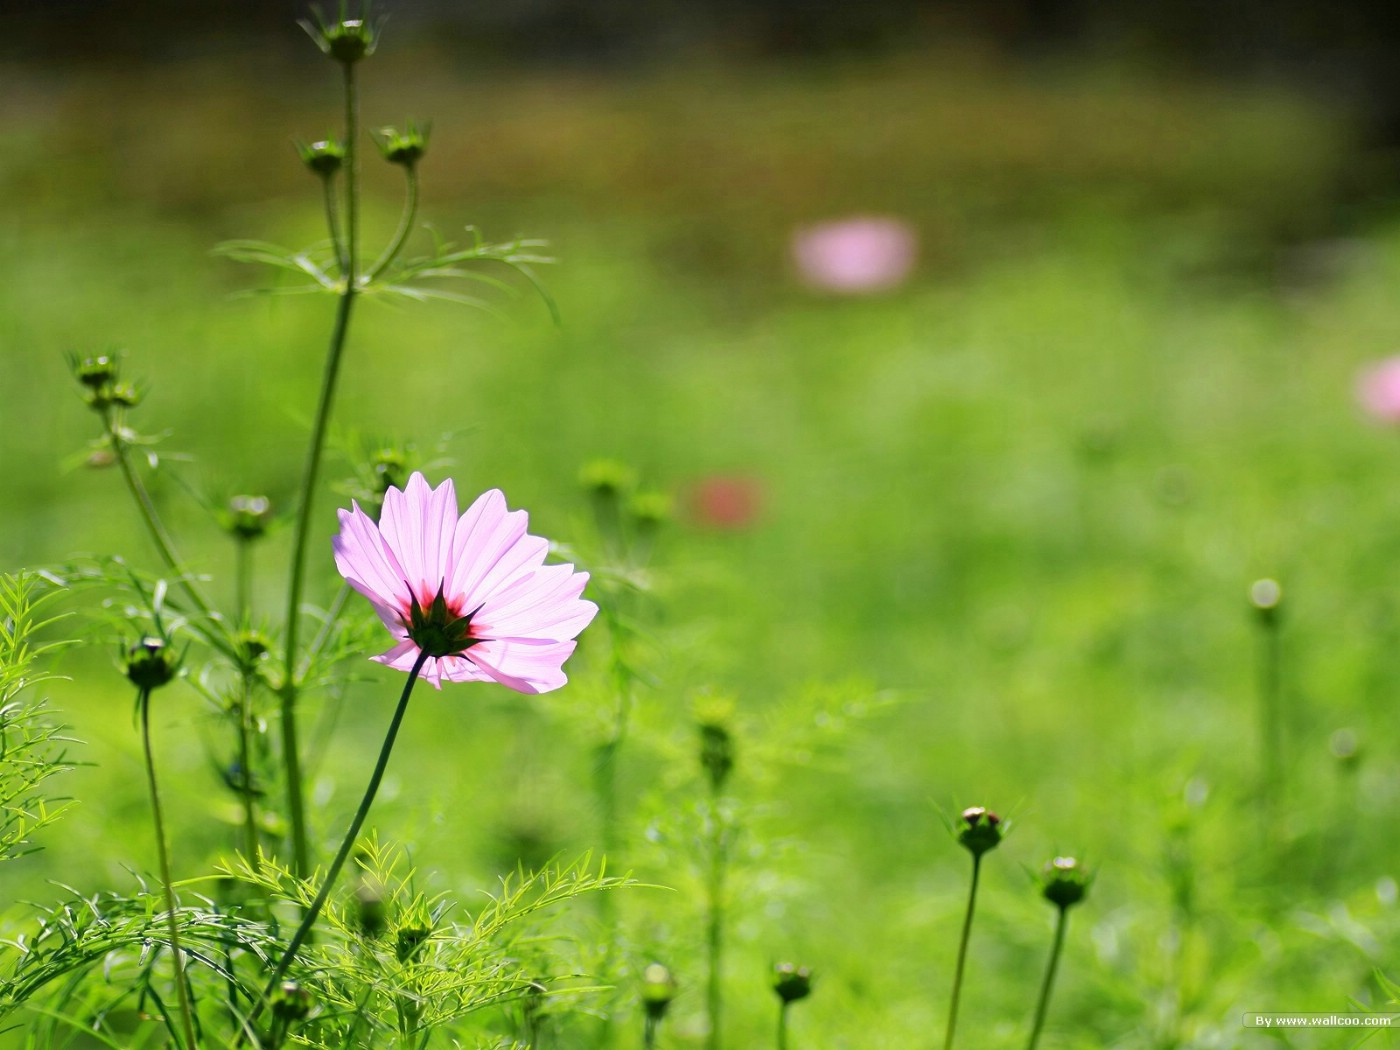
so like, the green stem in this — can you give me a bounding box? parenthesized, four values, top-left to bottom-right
(366, 166, 420, 282)
(644, 1016, 658, 1050)
(235, 538, 260, 865)
(1257, 612, 1282, 836)
(943, 853, 982, 1050)
(705, 783, 726, 1050)
(1026, 907, 1070, 1050)
(139, 688, 200, 1050)
(252, 648, 429, 1029)
(776, 1002, 789, 1050)
(101, 407, 221, 637)
(323, 175, 347, 278)
(279, 59, 361, 878)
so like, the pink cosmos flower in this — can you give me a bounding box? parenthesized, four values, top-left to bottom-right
(333, 472, 597, 692)
(791, 216, 918, 293)
(1357, 356, 1400, 424)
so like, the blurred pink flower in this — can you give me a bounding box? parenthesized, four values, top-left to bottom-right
(1357, 357, 1400, 424)
(791, 216, 917, 293)
(333, 472, 597, 692)
(688, 475, 763, 530)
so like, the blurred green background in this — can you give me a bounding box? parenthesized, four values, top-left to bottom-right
(5, 3, 1400, 1047)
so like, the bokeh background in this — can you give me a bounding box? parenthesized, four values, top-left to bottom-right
(5, 2, 1400, 1047)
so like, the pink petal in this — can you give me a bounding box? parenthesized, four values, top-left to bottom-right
(447, 490, 534, 602)
(475, 566, 597, 640)
(333, 503, 411, 609)
(379, 472, 459, 597)
(467, 637, 578, 694)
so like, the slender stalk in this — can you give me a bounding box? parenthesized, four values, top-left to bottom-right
(138, 688, 200, 1050)
(234, 538, 261, 864)
(251, 648, 429, 1030)
(323, 176, 347, 277)
(943, 854, 982, 1050)
(366, 166, 420, 281)
(705, 781, 726, 1050)
(279, 59, 361, 877)
(1026, 907, 1070, 1050)
(101, 407, 220, 632)
(1256, 605, 1282, 834)
(644, 1016, 659, 1050)
(776, 1003, 789, 1050)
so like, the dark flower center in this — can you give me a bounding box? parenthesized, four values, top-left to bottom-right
(404, 582, 484, 659)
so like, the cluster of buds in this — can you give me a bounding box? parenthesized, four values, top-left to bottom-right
(71, 353, 141, 412)
(956, 806, 1003, 858)
(579, 458, 673, 547)
(1039, 856, 1092, 910)
(771, 962, 814, 1004)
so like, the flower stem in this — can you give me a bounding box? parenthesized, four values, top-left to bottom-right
(234, 538, 261, 865)
(1026, 906, 1070, 1050)
(254, 648, 429, 1026)
(138, 687, 200, 1050)
(279, 58, 361, 878)
(101, 407, 223, 643)
(1256, 606, 1283, 839)
(776, 1002, 789, 1050)
(943, 853, 982, 1050)
(705, 780, 727, 1050)
(366, 165, 420, 282)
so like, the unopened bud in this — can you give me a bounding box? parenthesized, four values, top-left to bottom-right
(355, 882, 387, 939)
(270, 980, 311, 1021)
(297, 137, 345, 177)
(642, 963, 678, 1021)
(73, 354, 118, 391)
(125, 637, 178, 691)
(227, 494, 273, 541)
(395, 923, 431, 963)
(699, 721, 734, 791)
(628, 491, 672, 531)
(579, 459, 636, 501)
(1250, 578, 1282, 624)
(957, 806, 1003, 858)
(376, 121, 429, 168)
(1040, 856, 1091, 909)
(302, 14, 378, 65)
(771, 962, 813, 1004)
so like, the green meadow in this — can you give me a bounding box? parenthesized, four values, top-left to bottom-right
(2, 32, 1399, 1048)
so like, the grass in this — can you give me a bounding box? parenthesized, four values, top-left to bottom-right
(2, 32, 1400, 1048)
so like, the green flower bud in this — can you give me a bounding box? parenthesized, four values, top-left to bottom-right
(297, 137, 345, 178)
(375, 121, 430, 168)
(125, 637, 178, 691)
(579, 459, 637, 500)
(302, 10, 378, 65)
(108, 380, 143, 408)
(355, 881, 388, 939)
(772, 962, 813, 1004)
(227, 494, 273, 541)
(270, 980, 311, 1021)
(699, 721, 735, 792)
(1250, 578, 1282, 625)
(395, 923, 431, 963)
(628, 490, 672, 531)
(642, 963, 678, 1021)
(371, 446, 410, 495)
(957, 806, 1003, 858)
(1040, 856, 1092, 909)
(73, 354, 118, 391)
(237, 629, 272, 665)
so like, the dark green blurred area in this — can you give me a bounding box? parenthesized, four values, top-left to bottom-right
(5, 6, 1400, 1046)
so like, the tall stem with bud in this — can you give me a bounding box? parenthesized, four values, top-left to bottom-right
(943, 807, 1003, 1050)
(1026, 857, 1091, 1050)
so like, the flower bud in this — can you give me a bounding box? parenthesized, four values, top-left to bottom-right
(303, 12, 378, 65)
(395, 922, 431, 963)
(355, 881, 388, 939)
(1250, 578, 1282, 625)
(579, 459, 637, 501)
(108, 381, 143, 408)
(771, 962, 813, 1004)
(73, 353, 118, 391)
(1040, 856, 1091, 909)
(957, 806, 1003, 858)
(125, 637, 178, 691)
(699, 721, 734, 792)
(270, 980, 311, 1022)
(297, 137, 345, 178)
(227, 494, 274, 541)
(642, 963, 678, 1021)
(375, 121, 430, 168)
(628, 491, 672, 531)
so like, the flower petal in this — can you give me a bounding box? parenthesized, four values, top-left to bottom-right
(379, 472, 459, 597)
(333, 502, 411, 610)
(466, 637, 579, 694)
(474, 565, 597, 641)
